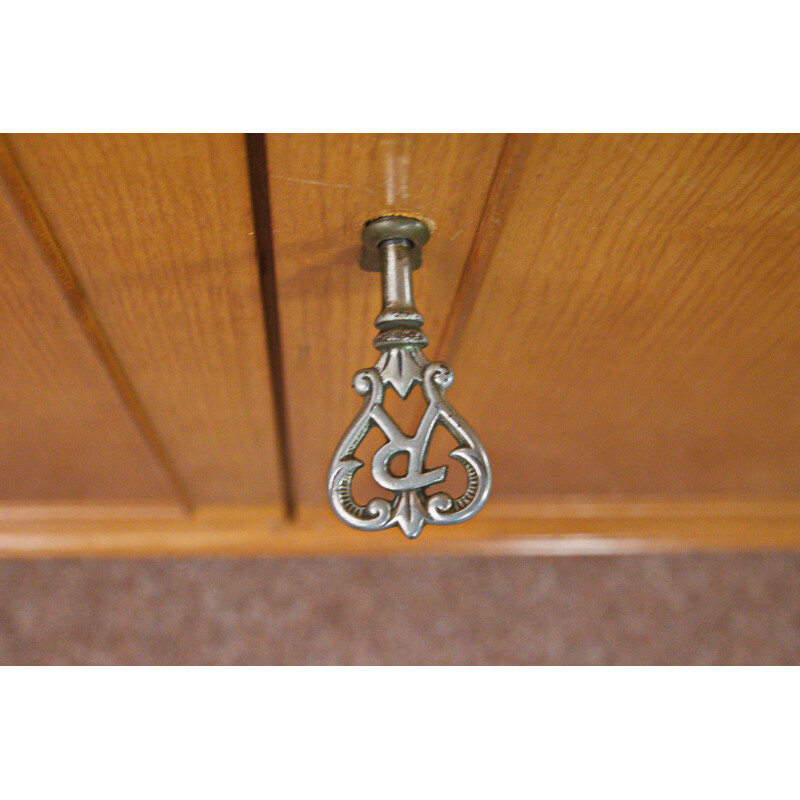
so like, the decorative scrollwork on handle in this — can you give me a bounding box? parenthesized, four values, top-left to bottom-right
(327, 216, 491, 539)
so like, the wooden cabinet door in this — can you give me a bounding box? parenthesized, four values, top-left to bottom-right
(1, 133, 798, 555)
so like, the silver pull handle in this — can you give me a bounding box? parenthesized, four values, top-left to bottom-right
(327, 215, 491, 539)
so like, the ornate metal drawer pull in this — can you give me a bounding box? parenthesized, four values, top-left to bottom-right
(327, 215, 491, 539)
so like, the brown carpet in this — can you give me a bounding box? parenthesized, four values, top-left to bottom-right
(0, 554, 798, 664)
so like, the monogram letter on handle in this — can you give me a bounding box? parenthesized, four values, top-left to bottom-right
(327, 216, 491, 539)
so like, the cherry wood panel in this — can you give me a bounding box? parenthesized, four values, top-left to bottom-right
(451, 134, 800, 500)
(6, 134, 282, 505)
(0, 152, 178, 503)
(266, 133, 507, 506)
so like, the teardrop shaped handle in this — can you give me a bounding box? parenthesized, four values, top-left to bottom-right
(327, 216, 491, 539)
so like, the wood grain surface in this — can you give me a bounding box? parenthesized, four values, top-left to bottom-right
(0, 150, 179, 503)
(450, 134, 800, 500)
(1, 133, 798, 556)
(0, 499, 798, 558)
(266, 133, 507, 506)
(5, 134, 282, 505)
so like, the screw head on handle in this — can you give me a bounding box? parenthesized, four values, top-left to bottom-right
(360, 215, 431, 272)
